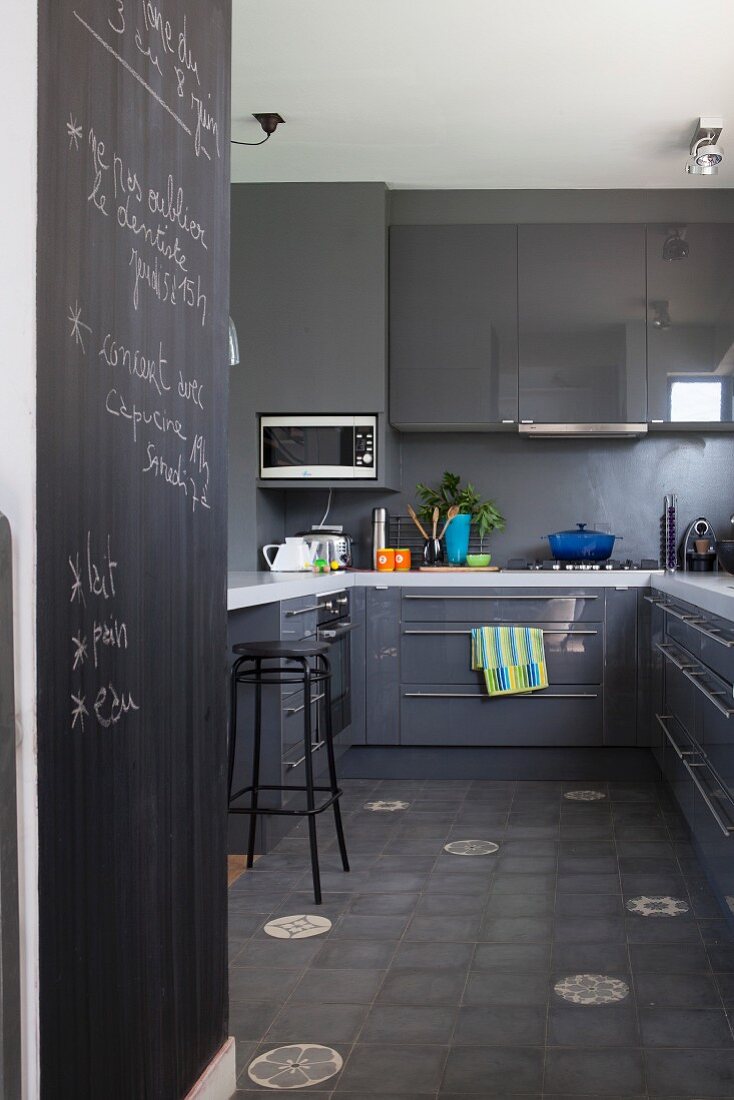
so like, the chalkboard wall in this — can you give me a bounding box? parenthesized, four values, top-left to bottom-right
(37, 2, 230, 1096)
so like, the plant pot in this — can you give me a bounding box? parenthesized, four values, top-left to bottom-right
(444, 513, 471, 565)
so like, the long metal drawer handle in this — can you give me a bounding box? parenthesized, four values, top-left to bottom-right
(403, 628, 599, 636)
(656, 643, 698, 671)
(655, 713, 697, 759)
(403, 594, 599, 601)
(286, 603, 329, 617)
(646, 595, 734, 649)
(681, 670, 734, 719)
(682, 758, 734, 837)
(285, 741, 326, 770)
(403, 691, 598, 699)
(285, 692, 325, 716)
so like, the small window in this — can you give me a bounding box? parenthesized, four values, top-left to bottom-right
(669, 378, 723, 422)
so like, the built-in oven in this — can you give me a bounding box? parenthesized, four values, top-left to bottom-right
(260, 414, 377, 480)
(316, 590, 354, 738)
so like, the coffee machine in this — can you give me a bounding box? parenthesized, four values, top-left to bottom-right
(680, 517, 718, 572)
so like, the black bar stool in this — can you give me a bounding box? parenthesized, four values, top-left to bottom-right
(228, 639, 349, 904)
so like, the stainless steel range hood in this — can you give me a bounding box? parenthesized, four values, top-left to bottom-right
(518, 423, 648, 439)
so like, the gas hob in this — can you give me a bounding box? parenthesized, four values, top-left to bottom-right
(504, 558, 662, 573)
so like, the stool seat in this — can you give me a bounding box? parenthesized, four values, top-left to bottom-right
(233, 639, 330, 659)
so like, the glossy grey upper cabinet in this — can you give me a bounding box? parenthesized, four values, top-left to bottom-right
(389, 225, 518, 430)
(647, 223, 734, 426)
(518, 224, 646, 425)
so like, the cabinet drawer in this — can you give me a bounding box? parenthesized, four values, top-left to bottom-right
(664, 660, 698, 740)
(402, 588, 603, 623)
(401, 623, 602, 685)
(281, 740, 329, 786)
(665, 613, 702, 657)
(700, 621, 734, 688)
(281, 689, 326, 762)
(399, 684, 602, 747)
(656, 713, 696, 830)
(280, 594, 324, 641)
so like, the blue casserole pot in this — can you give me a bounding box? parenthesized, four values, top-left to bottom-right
(545, 523, 621, 562)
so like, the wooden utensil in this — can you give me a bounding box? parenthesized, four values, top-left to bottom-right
(438, 505, 459, 539)
(407, 504, 429, 539)
(431, 506, 439, 540)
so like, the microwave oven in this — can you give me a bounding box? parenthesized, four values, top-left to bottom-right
(259, 415, 378, 480)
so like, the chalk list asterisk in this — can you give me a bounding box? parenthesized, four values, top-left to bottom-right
(66, 113, 83, 151)
(71, 692, 89, 731)
(71, 633, 88, 670)
(68, 301, 92, 354)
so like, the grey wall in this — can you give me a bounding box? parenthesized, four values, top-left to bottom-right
(282, 431, 734, 567)
(231, 187, 734, 571)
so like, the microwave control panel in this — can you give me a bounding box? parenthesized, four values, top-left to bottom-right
(354, 425, 375, 468)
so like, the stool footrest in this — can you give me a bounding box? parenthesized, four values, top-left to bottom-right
(229, 784, 342, 818)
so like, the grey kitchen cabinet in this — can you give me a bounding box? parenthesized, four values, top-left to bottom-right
(364, 586, 401, 746)
(647, 223, 734, 427)
(604, 587, 639, 746)
(518, 224, 647, 426)
(231, 182, 398, 488)
(400, 687, 603, 747)
(402, 588, 602, 623)
(389, 225, 518, 430)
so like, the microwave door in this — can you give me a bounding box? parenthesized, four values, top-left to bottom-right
(261, 422, 358, 478)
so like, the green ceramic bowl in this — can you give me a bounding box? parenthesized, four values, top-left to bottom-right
(465, 553, 491, 568)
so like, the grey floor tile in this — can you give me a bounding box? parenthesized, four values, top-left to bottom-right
(553, 917, 625, 944)
(551, 943, 630, 973)
(473, 942, 551, 972)
(557, 874, 621, 894)
(311, 938, 397, 970)
(621, 873, 688, 896)
(480, 916, 553, 943)
(392, 940, 474, 970)
(645, 1048, 734, 1096)
(484, 893, 555, 918)
(377, 966, 467, 1006)
(708, 944, 734, 972)
(335, 1042, 448, 1094)
(405, 915, 482, 942)
(415, 892, 487, 916)
(544, 1048, 645, 1096)
(628, 942, 711, 972)
(426, 873, 492, 895)
(633, 970, 722, 1007)
(229, 967, 302, 1003)
(229, 1001, 282, 1042)
(639, 1006, 734, 1047)
(493, 873, 556, 894)
(265, 1001, 368, 1043)
(291, 968, 386, 1004)
(463, 970, 549, 1006)
(547, 1003, 639, 1046)
(496, 855, 558, 874)
(348, 893, 419, 915)
(453, 1004, 546, 1046)
(699, 919, 734, 945)
(331, 914, 410, 940)
(359, 1004, 456, 1044)
(624, 916, 701, 944)
(554, 894, 625, 917)
(230, 938, 324, 969)
(557, 857, 619, 875)
(441, 1045, 544, 1094)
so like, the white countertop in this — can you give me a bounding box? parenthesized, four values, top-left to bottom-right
(228, 567, 666, 611)
(652, 572, 734, 621)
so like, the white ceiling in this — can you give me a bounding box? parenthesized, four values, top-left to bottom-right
(231, 0, 734, 189)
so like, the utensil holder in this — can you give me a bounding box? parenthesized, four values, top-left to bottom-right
(423, 538, 444, 566)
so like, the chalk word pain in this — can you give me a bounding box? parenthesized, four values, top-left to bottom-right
(69, 532, 118, 606)
(71, 618, 129, 671)
(143, 437, 211, 513)
(77, 6, 219, 160)
(105, 389, 187, 444)
(130, 247, 207, 326)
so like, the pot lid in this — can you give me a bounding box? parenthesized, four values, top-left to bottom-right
(549, 523, 616, 537)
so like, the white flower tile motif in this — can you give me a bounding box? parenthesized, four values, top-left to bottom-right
(563, 790, 607, 801)
(263, 914, 332, 940)
(553, 973, 630, 1006)
(625, 895, 690, 918)
(363, 800, 410, 812)
(248, 1044, 343, 1090)
(443, 839, 499, 856)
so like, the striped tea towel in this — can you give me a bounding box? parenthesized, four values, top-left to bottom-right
(471, 626, 548, 697)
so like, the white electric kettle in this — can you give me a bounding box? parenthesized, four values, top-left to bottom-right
(262, 537, 316, 572)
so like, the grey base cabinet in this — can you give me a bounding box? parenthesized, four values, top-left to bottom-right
(652, 591, 734, 914)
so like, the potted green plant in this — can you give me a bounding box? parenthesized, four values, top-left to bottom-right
(416, 471, 505, 565)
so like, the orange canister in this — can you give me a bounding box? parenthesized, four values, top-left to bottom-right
(376, 548, 395, 572)
(394, 548, 412, 571)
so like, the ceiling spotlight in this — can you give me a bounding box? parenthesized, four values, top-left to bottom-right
(662, 227, 689, 262)
(686, 116, 723, 175)
(232, 113, 286, 148)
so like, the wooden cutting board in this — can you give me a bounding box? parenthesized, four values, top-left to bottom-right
(417, 566, 501, 572)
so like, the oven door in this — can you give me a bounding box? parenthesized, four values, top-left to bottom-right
(260, 416, 358, 479)
(317, 621, 356, 737)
